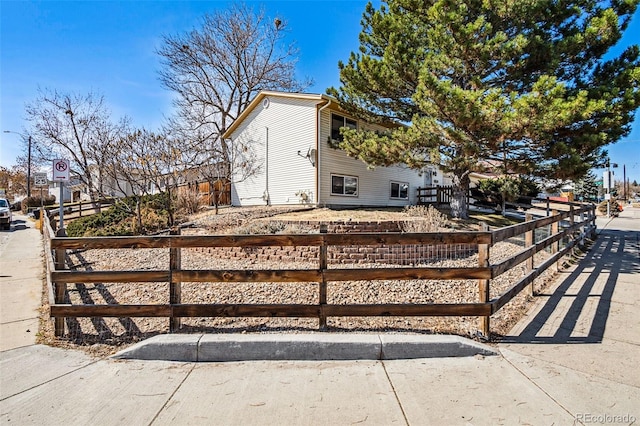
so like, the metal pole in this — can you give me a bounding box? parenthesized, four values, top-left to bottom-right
(607, 160, 611, 218)
(59, 182, 64, 231)
(27, 136, 32, 197)
(40, 186, 43, 232)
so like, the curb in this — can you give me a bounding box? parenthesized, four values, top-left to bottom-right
(111, 333, 497, 362)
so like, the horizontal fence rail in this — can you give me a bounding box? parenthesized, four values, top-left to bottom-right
(43, 201, 597, 338)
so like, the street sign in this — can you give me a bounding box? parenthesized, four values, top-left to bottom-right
(34, 172, 48, 187)
(52, 159, 70, 182)
(603, 170, 615, 188)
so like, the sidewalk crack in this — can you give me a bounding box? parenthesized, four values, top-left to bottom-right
(147, 362, 196, 426)
(380, 359, 410, 426)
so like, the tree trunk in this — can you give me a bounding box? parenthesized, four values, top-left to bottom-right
(166, 186, 174, 227)
(136, 196, 143, 234)
(450, 188, 468, 219)
(451, 173, 470, 220)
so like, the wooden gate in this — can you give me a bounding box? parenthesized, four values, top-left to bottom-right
(198, 179, 231, 206)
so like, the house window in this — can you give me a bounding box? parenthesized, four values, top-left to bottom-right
(331, 174, 358, 196)
(331, 113, 357, 141)
(390, 181, 409, 199)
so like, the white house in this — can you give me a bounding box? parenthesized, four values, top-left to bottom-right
(223, 91, 446, 208)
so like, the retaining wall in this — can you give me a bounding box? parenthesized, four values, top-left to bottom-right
(191, 220, 476, 266)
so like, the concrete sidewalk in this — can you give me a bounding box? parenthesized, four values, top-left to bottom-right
(1, 209, 639, 425)
(0, 214, 43, 351)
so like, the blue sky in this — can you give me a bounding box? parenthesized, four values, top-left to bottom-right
(1, 0, 639, 183)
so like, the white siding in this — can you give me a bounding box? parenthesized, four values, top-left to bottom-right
(229, 92, 444, 208)
(317, 109, 424, 207)
(230, 95, 318, 206)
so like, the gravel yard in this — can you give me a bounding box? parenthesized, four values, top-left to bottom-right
(38, 206, 567, 357)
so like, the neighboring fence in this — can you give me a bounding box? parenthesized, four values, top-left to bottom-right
(189, 179, 231, 207)
(417, 186, 472, 205)
(42, 201, 597, 339)
(46, 198, 115, 222)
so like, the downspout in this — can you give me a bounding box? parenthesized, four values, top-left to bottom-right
(317, 98, 331, 206)
(264, 126, 270, 205)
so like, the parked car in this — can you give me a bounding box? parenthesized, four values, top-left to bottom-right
(0, 198, 12, 230)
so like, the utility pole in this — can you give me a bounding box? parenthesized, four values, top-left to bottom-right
(623, 164, 627, 201)
(27, 136, 32, 197)
(605, 159, 619, 218)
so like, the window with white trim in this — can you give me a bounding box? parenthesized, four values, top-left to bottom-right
(331, 113, 357, 142)
(331, 174, 358, 196)
(390, 181, 409, 199)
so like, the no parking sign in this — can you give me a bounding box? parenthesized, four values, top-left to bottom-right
(52, 159, 70, 181)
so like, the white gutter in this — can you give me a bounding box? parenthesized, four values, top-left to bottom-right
(316, 99, 331, 206)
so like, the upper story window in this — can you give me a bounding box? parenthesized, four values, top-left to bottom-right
(331, 174, 358, 197)
(331, 113, 357, 142)
(390, 181, 409, 199)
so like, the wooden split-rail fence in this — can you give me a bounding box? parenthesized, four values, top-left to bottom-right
(42, 202, 597, 339)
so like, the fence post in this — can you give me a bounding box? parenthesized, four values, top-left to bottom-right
(478, 222, 490, 339)
(525, 213, 534, 296)
(569, 205, 575, 257)
(590, 204, 597, 238)
(551, 210, 559, 272)
(319, 224, 328, 329)
(54, 228, 67, 337)
(579, 208, 585, 247)
(169, 228, 182, 332)
(546, 197, 550, 216)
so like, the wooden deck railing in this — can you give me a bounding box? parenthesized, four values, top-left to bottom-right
(43, 201, 597, 339)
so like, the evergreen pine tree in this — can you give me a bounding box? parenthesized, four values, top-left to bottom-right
(329, 0, 640, 218)
(574, 171, 599, 202)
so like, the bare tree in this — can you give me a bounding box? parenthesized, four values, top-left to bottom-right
(157, 2, 311, 208)
(25, 88, 129, 202)
(105, 128, 193, 227)
(0, 166, 26, 200)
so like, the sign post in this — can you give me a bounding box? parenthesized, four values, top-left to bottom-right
(33, 173, 48, 231)
(52, 159, 70, 233)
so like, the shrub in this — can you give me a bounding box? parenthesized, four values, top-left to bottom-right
(232, 220, 315, 235)
(65, 193, 176, 236)
(21, 195, 56, 213)
(233, 220, 288, 235)
(597, 199, 621, 215)
(475, 176, 539, 210)
(176, 188, 205, 215)
(66, 200, 135, 237)
(402, 205, 450, 232)
(136, 206, 169, 233)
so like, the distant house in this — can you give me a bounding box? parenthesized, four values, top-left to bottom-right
(49, 178, 76, 203)
(223, 91, 445, 208)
